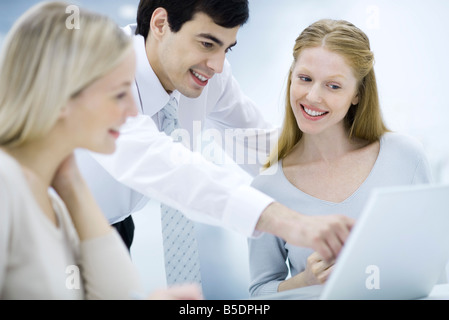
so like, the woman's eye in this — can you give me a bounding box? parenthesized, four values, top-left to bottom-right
(116, 92, 127, 100)
(328, 84, 341, 90)
(299, 76, 311, 82)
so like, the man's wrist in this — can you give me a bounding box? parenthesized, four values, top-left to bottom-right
(257, 202, 291, 234)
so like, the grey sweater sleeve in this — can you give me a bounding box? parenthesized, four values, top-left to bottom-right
(248, 232, 289, 297)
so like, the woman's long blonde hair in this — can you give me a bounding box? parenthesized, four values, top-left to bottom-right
(0, 1, 133, 147)
(265, 19, 388, 168)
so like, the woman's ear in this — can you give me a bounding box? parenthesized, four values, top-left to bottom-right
(58, 99, 74, 120)
(351, 92, 359, 105)
(58, 106, 69, 121)
(150, 7, 169, 40)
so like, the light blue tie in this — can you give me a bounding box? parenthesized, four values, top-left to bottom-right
(160, 97, 202, 285)
(161, 97, 179, 136)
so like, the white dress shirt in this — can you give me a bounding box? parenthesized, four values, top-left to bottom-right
(76, 24, 277, 238)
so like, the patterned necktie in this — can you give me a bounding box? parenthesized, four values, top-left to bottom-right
(160, 97, 202, 285)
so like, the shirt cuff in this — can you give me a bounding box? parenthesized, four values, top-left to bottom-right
(222, 185, 274, 238)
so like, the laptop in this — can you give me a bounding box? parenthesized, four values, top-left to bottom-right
(256, 183, 449, 300)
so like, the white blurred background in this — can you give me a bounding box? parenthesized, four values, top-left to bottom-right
(1, 0, 448, 299)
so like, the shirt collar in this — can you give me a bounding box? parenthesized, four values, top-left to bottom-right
(128, 24, 180, 117)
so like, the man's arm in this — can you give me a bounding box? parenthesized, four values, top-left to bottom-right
(90, 114, 272, 237)
(90, 115, 354, 260)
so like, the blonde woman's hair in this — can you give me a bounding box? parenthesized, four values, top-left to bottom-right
(0, 1, 133, 147)
(265, 19, 388, 168)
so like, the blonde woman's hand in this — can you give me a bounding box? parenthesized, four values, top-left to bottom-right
(147, 283, 204, 300)
(52, 152, 112, 239)
(51, 153, 84, 199)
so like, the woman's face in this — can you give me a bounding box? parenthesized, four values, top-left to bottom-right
(65, 49, 138, 154)
(290, 46, 359, 137)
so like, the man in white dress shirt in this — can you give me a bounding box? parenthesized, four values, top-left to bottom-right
(76, 0, 354, 293)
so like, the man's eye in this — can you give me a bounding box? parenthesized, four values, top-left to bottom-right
(202, 42, 213, 49)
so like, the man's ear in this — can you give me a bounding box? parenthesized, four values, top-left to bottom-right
(150, 7, 170, 40)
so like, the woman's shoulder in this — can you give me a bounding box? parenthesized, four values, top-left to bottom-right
(0, 150, 23, 226)
(381, 132, 427, 157)
(251, 162, 284, 191)
(379, 132, 432, 183)
(0, 149, 22, 185)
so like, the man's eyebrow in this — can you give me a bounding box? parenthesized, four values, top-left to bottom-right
(197, 33, 237, 49)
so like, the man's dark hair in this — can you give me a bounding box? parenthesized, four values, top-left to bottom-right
(135, 0, 249, 39)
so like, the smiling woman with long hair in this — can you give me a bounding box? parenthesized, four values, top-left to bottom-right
(248, 19, 433, 297)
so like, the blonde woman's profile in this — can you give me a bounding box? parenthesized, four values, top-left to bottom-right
(0, 1, 202, 300)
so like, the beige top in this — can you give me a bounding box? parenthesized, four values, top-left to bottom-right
(0, 150, 145, 299)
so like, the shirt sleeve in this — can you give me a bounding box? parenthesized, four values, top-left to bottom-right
(247, 233, 289, 297)
(91, 115, 274, 237)
(0, 173, 10, 293)
(79, 230, 146, 300)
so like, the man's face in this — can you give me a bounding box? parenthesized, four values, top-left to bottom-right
(154, 12, 239, 98)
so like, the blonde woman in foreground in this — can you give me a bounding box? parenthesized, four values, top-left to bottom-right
(248, 19, 432, 297)
(0, 1, 201, 300)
